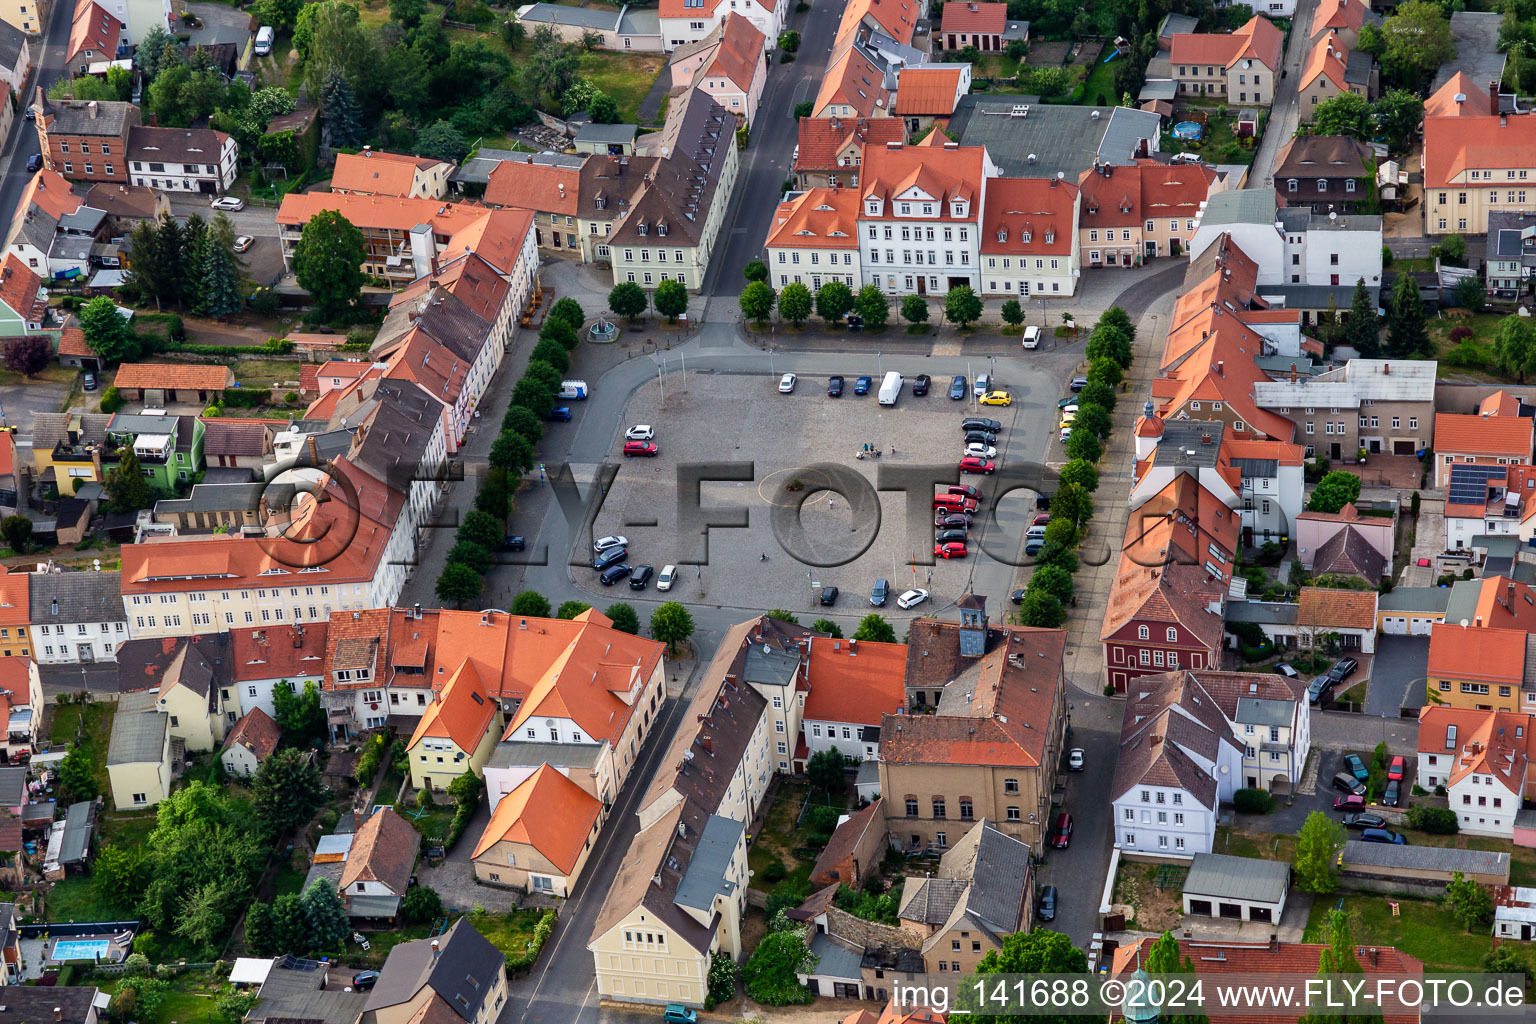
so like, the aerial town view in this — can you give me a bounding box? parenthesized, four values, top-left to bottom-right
(0, 0, 1531, 1020)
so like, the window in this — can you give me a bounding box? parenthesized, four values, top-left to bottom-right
(959, 798, 973, 819)
(1137, 625, 1149, 640)
(906, 797, 919, 816)
(1006, 806, 1020, 820)
(1004, 778, 1018, 794)
(932, 798, 946, 818)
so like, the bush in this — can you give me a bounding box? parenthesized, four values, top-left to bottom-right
(99, 386, 124, 414)
(505, 911, 557, 972)
(1233, 788, 1275, 814)
(761, 860, 787, 883)
(1407, 805, 1459, 834)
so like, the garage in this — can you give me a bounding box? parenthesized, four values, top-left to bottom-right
(1181, 853, 1290, 924)
(1394, 441, 1417, 455)
(1378, 588, 1450, 636)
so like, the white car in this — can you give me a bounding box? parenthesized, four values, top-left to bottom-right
(593, 535, 628, 553)
(964, 442, 997, 460)
(210, 196, 244, 212)
(896, 588, 930, 610)
(625, 425, 655, 441)
(973, 373, 990, 397)
(1068, 748, 1085, 771)
(233, 235, 253, 253)
(779, 372, 797, 393)
(1059, 427, 1072, 444)
(656, 564, 677, 591)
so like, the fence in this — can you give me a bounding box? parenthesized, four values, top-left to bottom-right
(20, 920, 139, 939)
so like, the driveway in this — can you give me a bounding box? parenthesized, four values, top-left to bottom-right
(411, 799, 519, 912)
(1035, 694, 1120, 949)
(1365, 635, 1429, 717)
(2, 379, 69, 437)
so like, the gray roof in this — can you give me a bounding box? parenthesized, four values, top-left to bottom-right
(254, 956, 370, 1024)
(1199, 188, 1278, 228)
(741, 643, 800, 688)
(618, 7, 659, 33)
(1341, 839, 1510, 878)
(0, 986, 100, 1024)
(1344, 49, 1374, 86)
(153, 481, 279, 516)
(29, 571, 124, 626)
(1157, 12, 1198, 36)
(0, 767, 23, 807)
(58, 207, 106, 234)
(453, 149, 584, 184)
(0, 21, 25, 71)
(1487, 212, 1536, 260)
(1443, 578, 1486, 628)
(486, 740, 602, 771)
(1184, 852, 1289, 904)
(1233, 696, 1293, 727)
(349, 893, 402, 918)
(515, 2, 623, 30)
(1096, 107, 1164, 167)
(362, 918, 505, 1023)
(1261, 283, 1373, 310)
(1430, 11, 1506, 94)
(575, 123, 639, 145)
(46, 99, 136, 136)
(302, 857, 344, 894)
(106, 689, 168, 765)
(950, 820, 1031, 934)
(1223, 600, 1300, 626)
(951, 96, 1149, 179)
(808, 933, 864, 980)
(58, 800, 93, 865)
(29, 412, 111, 452)
(1376, 586, 1451, 613)
(897, 876, 968, 925)
(1230, 456, 1276, 479)
(674, 813, 744, 913)
(1139, 80, 1178, 102)
(110, 412, 182, 436)
(855, 759, 879, 787)
(1155, 419, 1227, 468)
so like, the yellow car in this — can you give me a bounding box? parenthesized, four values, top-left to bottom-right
(979, 390, 1012, 407)
(1059, 411, 1077, 428)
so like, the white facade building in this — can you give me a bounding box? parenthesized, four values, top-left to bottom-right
(29, 570, 127, 665)
(126, 127, 238, 194)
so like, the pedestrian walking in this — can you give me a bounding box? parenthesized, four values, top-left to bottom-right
(828, 497, 835, 511)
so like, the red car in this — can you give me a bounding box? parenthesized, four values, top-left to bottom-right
(1033, 513, 1051, 526)
(1049, 812, 1073, 849)
(959, 456, 996, 475)
(947, 484, 983, 502)
(1387, 755, 1406, 781)
(1334, 794, 1365, 813)
(933, 495, 979, 513)
(623, 441, 659, 457)
(934, 541, 968, 559)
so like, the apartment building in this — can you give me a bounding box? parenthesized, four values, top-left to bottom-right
(657, 0, 784, 52)
(1422, 76, 1536, 236)
(1077, 157, 1225, 266)
(978, 174, 1080, 297)
(330, 150, 454, 200)
(1254, 358, 1436, 460)
(1433, 392, 1535, 487)
(894, 65, 970, 133)
(764, 187, 862, 290)
(1426, 624, 1531, 713)
(1444, 463, 1536, 553)
(801, 637, 906, 763)
(222, 622, 328, 721)
(34, 94, 137, 184)
(29, 569, 125, 664)
(1274, 135, 1375, 213)
(896, 820, 1033, 974)
(1169, 17, 1283, 104)
(64, 0, 124, 75)
(793, 116, 905, 189)
(1417, 705, 1536, 838)
(667, 14, 767, 125)
(405, 659, 504, 791)
(1308, 0, 1379, 49)
(1189, 190, 1382, 291)
(126, 126, 237, 195)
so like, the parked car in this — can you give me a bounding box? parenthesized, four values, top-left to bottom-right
(352, 971, 380, 990)
(81, 371, 97, 392)
(594, 535, 628, 553)
(1035, 492, 1053, 511)
(1059, 411, 1078, 428)
(664, 1005, 698, 1024)
(1025, 537, 1045, 556)
(948, 484, 984, 501)
(1070, 375, 1089, 391)
(1344, 753, 1369, 783)
(961, 418, 1002, 433)
(934, 541, 968, 559)
(1387, 755, 1406, 781)
(1334, 793, 1366, 813)
(1022, 325, 1041, 349)
(1059, 428, 1072, 444)
(779, 373, 797, 393)
(1068, 748, 1085, 771)
(935, 513, 973, 529)
(1382, 779, 1401, 807)
(897, 588, 929, 610)
(210, 196, 245, 211)
(1332, 774, 1366, 798)
(935, 529, 969, 545)
(1036, 884, 1057, 921)
(25, 154, 42, 172)
(629, 564, 654, 589)
(1033, 512, 1051, 526)
(964, 431, 998, 447)
(593, 547, 628, 571)
(1275, 662, 1299, 678)
(827, 375, 845, 397)
(1360, 828, 1407, 845)
(871, 578, 889, 606)
(964, 442, 998, 460)
(233, 235, 254, 253)
(846, 314, 863, 331)
(503, 535, 525, 552)
(656, 564, 677, 591)
(599, 562, 633, 585)
(625, 425, 655, 440)
(933, 495, 978, 513)
(1306, 676, 1333, 705)
(959, 456, 996, 475)
(1048, 812, 1073, 849)
(623, 440, 659, 457)
(979, 390, 1012, 406)
(973, 373, 990, 396)
(1343, 812, 1387, 831)
(820, 586, 839, 606)
(854, 375, 873, 395)
(547, 406, 573, 422)
(1009, 588, 1026, 604)
(912, 374, 931, 395)
(1328, 657, 1359, 684)
(949, 375, 967, 399)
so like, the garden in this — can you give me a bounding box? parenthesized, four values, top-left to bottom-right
(1161, 107, 1264, 166)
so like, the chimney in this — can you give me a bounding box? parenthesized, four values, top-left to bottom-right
(87, 101, 97, 118)
(1269, 934, 1279, 953)
(1216, 360, 1224, 375)
(1290, 362, 1297, 382)
(55, 1009, 62, 1021)
(1491, 80, 1500, 112)
(431, 940, 441, 958)
(1201, 433, 1213, 445)
(1382, 363, 1390, 375)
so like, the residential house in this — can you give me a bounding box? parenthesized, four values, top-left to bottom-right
(0, 987, 104, 1024)
(471, 763, 602, 896)
(101, 412, 204, 488)
(801, 636, 907, 763)
(28, 411, 109, 496)
(0, 658, 40, 759)
(1188, 191, 1383, 296)
(1077, 157, 1225, 266)
(937, 3, 1027, 52)
(730, 614, 814, 770)
(1309, 0, 1380, 48)
(793, 116, 906, 189)
(763, 187, 862, 291)
(657, 0, 784, 52)
(1274, 135, 1375, 212)
(1298, 32, 1377, 112)
(1426, 624, 1529, 712)
(34, 93, 135, 184)
(359, 919, 507, 1024)
(880, 597, 1067, 852)
(5, 169, 85, 275)
(1416, 706, 1535, 838)
(1444, 464, 1536, 552)
(0, 0, 40, 35)
(226, 622, 328, 721)
(248, 954, 369, 1024)
(0, 573, 28, 662)
(667, 15, 767, 125)
(610, 94, 740, 290)
(1433, 398, 1535, 488)
(336, 806, 417, 918)
(979, 174, 1080, 297)
(116, 632, 230, 752)
(484, 153, 646, 265)
(1254, 357, 1436, 461)
(812, 45, 893, 120)
(587, 617, 772, 1006)
(858, 141, 1002, 296)
(809, 799, 885, 888)
(405, 659, 504, 791)
(1121, 472, 1239, 584)
(105, 688, 173, 809)
(510, 3, 663, 52)
(64, 0, 124, 77)
(0, 23, 30, 96)
(1169, 17, 1284, 104)
(894, 65, 971, 134)
(1100, 548, 1226, 694)
(1422, 75, 1535, 236)
(200, 418, 278, 471)
(1485, 210, 1536, 298)
(330, 150, 454, 200)
(219, 707, 280, 777)
(1294, 502, 1393, 583)
(896, 819, 1033, 973)
(0, 257, 45, 336)
(111, 363, 233, 405)
(1290, 586, 1378, 652)
(1443, 574, 1536, 636)
(29, 569, 126, 664)
(126, 126, 238, 194)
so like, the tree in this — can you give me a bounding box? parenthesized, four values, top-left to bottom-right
(447, 541, 491, 575)
(1385, 270, 1429, 357)
(1372, 89, 1423, 151)
(79, 296, 139, 363)
(0, 516, 31, 555)
(300, 879, 350, 952)
(654, 279, 688, 322)
(744, 260, 769, 283)
(400, 885, 442, 924)
(539, 316, 579, 352)
(459, 509, 505, 550)
(524, 40, 580, 107)
(1340, 277, 1380, 356)
(293, 211, 366, 321)
(606, 602, 640, 634)
(1000, 299, 1024, 327)
(1050, 481, 1094, 528)
(548, 296, 585, 331)
(901, 293, 929, 326)
(1294, 811, 1347, 893)
(944, 285, 982, 327)
(511, 590, 551, 618)
(705, 951, 739, 1010)
(853, 613, 896, 643)
(252, 749, 326, 839)
(584, 92, 618, 124)
(778, 29, 800, 51)
(93, 844, 145, 911)
(1310, 90, 1372, 138)
(1445, 870, 1494, 931)
(390, 0, 426, 27)
(815, 280, 854, 324)
(556, 600, 592, 619)
(243, 901, 277, 956)
(1018, 588, 1065, 627)
(412, 119, 468, 164)
(767, 609, 799, 623)
(1309, 470, 1362, 513)
(528, 338, 570, 374)
(1144, 931, 1210, 1024)
(436, 564, 483, 607)
(137, 25, 177, 77)
(964, 930, 1087, 1020)
(1454, 275, 1484, 312)
(609, 281, 648, 322)
(319, 71, 363, 148)
(855, 284, 889, 329)
(793, 100, 813, 118)
(489, 430, 535, 474)
(1484, 945, 1535, 989)
(0, 335, 46, 379)
(1059, 458, 1099, 493)
(215, 992, 259, 1024)
(1073, 403, 1111, 441)
(105, 451, 152, 513)
(1079, 379, 1116, 412)
(1086, 325, 1133, 367)
(742, 913, 817, 1005)
(58, 746, 98, 803)
(1029, 564, 1074, 603)
(200, 230, 244, 320)
(1495, 314, 1536, 382)
(805, 748, 845, 791)
(1434, 232, 1467, 266)
(810, 617, 842, 638)
(271, 680, 327, 746)
(1088, 357, 1122, 388)
(1064, 428, 1102, 464)
(1376, 1, 1453, 90)
(740, 281, 776, 324)
(779, 282, 812, 325)
(650, 601, 695, 655)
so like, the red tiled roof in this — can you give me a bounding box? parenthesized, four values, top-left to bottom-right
(860, 143, 987, 220)
(1100, 556, 1224, 650)
(230, 623, 328, 682)
(113, 363, 235, 392)
(1434, 411, 1533, 458)
(896, 66, 965, 116)
(484, 158, 580, 217)
(69, 0, 122, 64)
(408, 659, 498, 753)
(1425, 72, 1494, 118)
(0, 256, 45, 325)
(1417, 706, 1536, 791)
(1427, 623, 1526, 684)
(940, 1, 1006, 34)
(815, 46, 891, 118)
(980, 177, 1077, 256)
(1169, 15, 1282, 70)
(765, 188, 862, 251)
(1296, 586, 1376, 630)
(471, 763, 601, 872)
(341, 806, 419, 892)
(330, 150, 447, 198)
(221, 707, 281, 762)
(804, 637, 907, 726)
(1423, 113, 1536, 191)
(299, 364, 319, 395)
(796, 116, 905, 173)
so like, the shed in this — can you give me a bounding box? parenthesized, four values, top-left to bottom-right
(1340, 839, 1510, 886)
(1492, 885, 1536, 942)
(1182, 852, 1290, 923)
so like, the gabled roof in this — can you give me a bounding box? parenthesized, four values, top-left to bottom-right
(796, 116, 905, 173)
(1434, 410, 1534, 458)
(1425, 71, 1495, 118)
(1276, 135, 1372, 181)
(363, 918, 504, 1023)
(1100, 556, 1225, 649)
(471, 763, 601, 872)
(113, 363, 235, 392)
(1427, 623, 1526, 684)
(408, 660, 498, 753)
(1417, 705, 1536, 792)
(331, 150, 451, 198)
(895, 66, 966, 117)
(860, 143, 988, 218)
(1423, 111, 1536, 191)
(483, 157, 581, 217)
(1310, 0, 1378, 41)
(1296, 587, 1377, 630)
(200, 419, 273, 458)
(68, 0, 123, 65)
(0, 256, 46, 325)
(815, 45, 891, 118)
(693, 14, 765, 94)
(1169, 16, 1283, 71)
(340, 806, 419, 892)
(765, 187, 863, 252)
(810, 799, 883, 885)
(28, 569, 122, 625)
(1311, 525, 1386, 583)
(941, 1, 1006, 34)
(222, 707, 281, 762)
(1298, 32, 1352, 93)
(803, 636, 907, 727)
(230, 623, 328, 682)
(980, 176, 1076, 256)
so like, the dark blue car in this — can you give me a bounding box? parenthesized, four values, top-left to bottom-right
(854, 375, 873, 395)
(949, 375, 967, 400)
(547, 406, 573, 421)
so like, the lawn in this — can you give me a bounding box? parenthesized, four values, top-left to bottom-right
(99, 809, 158, 851)
(46, 700, 114, 798)
(273, 851, 310, 898)
(1213, 825, 1295, 863)
(578, 51, 665, 124)
(0, 363, 78, 389)
(352, 910, 544, 969)
(228, 359, 306, 390)
(1077, 43, 1120, 106)
(1163, 109, 1263, 165)
(45, 876, 119, 923)
(1304, 894, 1491, 971)
(1431, 311, 1509, 380)
(747, 779, 813, 883)
(99, 969, 231, 1024)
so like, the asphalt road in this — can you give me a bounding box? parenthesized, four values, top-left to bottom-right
(0, 0, 73, 234)
(1249, 0, 1321, 189)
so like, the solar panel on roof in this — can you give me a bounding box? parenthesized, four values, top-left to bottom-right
(1448, 464, 1508, 506)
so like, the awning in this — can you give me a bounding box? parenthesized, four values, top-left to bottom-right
(229, 957, 273, 985)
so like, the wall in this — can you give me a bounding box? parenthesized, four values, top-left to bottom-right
(825, 906, 924, 951)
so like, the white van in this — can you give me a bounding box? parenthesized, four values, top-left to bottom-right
(1022, 325, 1041, 349)
(877, 370, 902, 405)
(254, 25, 274, 55)
(559, 380, 589, 400)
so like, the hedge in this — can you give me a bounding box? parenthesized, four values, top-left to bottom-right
(221, 388, 273, 408)
(505, 911, 558, 972)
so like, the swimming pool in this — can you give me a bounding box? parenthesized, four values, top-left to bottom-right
(50, 939, 111, 961)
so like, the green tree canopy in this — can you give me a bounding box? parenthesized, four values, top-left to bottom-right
(609, 281, 648, 321)
(1018, 588, 1064, 627)
(105, 451, 152, 513)
(1385, 270, 1429, 357)
(293, 210, 366, 321)
(650, 601, 695, 654)
(1310, 90, 1372, 138)
(556, 600, 592, 619)
(1294, 811, 1347, 893)
(740, 281, 777, 324)
(511, 590, 551, 617)
(79, 296, 139, 363)
(855, 284, 889, 328)
(742, 914, 817, 1005)
(743, 260, 768, 282)
(655, 279, 689, 322)
(1495, 314, 1536, 382)
(1309, 471, 1362, 513)
(435, 564, 483, 607)
(852, 613, 897, 643)
(901, 294, 930, 325)
(805, 748, 845, 791)
(605, 602, 641, 634)
(1373, 90, 1423, 151)
(944, 285, 982, 327)
(251, 749, 327, 839)
(779, 282, 812, 325)
(815, 280, 854, 324)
